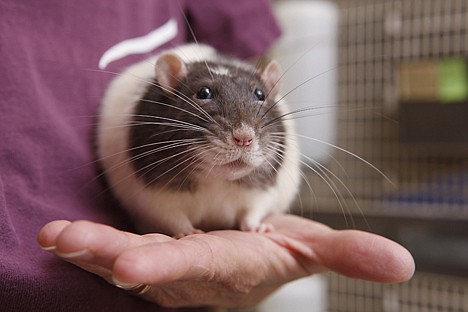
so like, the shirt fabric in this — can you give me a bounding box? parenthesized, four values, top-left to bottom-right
(0, 0, 281, 310)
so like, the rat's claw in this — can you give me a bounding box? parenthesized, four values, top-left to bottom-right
(254, 223, 275, 233)
(174, 228, 205, 239)
(241, 222, 275, 234)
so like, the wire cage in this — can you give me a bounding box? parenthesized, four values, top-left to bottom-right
(327, 271, 468, 312)
(291, 0, 468, 311)
(297, 0, 468, 222)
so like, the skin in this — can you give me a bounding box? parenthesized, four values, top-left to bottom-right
(37, 214, 415, 309)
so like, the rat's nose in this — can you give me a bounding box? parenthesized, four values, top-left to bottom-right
(233, 127, 254, 147)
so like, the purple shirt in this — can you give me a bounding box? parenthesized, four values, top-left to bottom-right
(0, 1, 280, 310)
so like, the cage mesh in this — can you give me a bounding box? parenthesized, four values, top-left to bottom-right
(297, 0, 468, 221)
(327, 272, 468, 312)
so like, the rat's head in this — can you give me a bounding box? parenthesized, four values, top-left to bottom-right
(130, 51, 289, 188)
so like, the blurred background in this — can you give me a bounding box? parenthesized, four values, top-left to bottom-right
(257, 0, 468, 311)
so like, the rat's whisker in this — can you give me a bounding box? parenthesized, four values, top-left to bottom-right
(261, 104, 340, 129)
(140, 99, 210, 123)
(261, 66, 338, 120)
(144, 144, 214, 191)
(128, 115, 211, 133)
(113, 144, 206, 191)
(294, 134, 393, 186)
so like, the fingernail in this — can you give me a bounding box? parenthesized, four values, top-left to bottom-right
(39, 245, 57, 252)
(112, 277, 139, 289)
(55, 249, 89, 259)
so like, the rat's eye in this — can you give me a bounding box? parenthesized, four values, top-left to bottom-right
(253, 88, 265, 101)
(196, 86, 213, 100)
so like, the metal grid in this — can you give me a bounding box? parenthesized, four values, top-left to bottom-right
(298, 0, 468, 221)
(327, 272, 468, 312)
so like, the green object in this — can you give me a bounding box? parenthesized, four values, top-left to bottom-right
(438, 58, 468, 103)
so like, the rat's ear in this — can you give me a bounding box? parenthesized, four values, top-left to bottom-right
(155, 53, 188, 92)
(261, 60, 282, 97)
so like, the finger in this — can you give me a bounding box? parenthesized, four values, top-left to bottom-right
(112, 234, 221, 285)
(111, 232, 283, 308)
(266, 214, 415, 283)
(317, 230, 415, 283)
(37, 220, 72, 250)
(112, 232, 271, 288)
(37, 220, 174, 278)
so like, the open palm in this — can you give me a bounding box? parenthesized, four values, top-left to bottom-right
(37, 214, 414, 308)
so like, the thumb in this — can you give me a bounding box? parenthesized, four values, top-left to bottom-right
(317, 230, 415, 283)
(267, 214, 415, 283)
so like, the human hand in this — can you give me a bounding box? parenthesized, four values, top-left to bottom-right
(37, 214, 414, 309)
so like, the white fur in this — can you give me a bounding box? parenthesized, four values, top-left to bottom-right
(97, 44, 301, 236)
(210, 66, 232, 77)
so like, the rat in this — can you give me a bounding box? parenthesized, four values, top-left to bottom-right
(97, 43, 301, 237)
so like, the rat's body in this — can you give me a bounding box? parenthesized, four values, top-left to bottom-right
(97, 44, 301, 237)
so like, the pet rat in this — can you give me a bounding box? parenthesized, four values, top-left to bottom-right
(97, 44, 301, 237)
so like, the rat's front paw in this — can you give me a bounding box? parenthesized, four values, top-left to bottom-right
(240, 220, 275, 233)
(174, 228, 205, 239)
